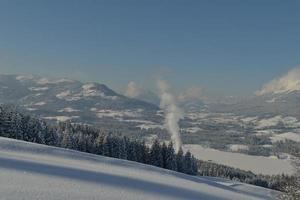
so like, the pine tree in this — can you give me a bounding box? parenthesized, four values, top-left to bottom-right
(176, 147, 184, 173)
(95, 134, 105, 155)
(184, 151, 193, 175)
(161, 142, 168, 168)
(119, 137, 127, 159)
(61, 123, 74, 149)
(191, 156, 198, 175)
(140, 141, 149, 164)
(103, 134, 112, 157)
(127, 139, 138, 161)
(165, 141, 177, 170)
(150, 139, 163, 167)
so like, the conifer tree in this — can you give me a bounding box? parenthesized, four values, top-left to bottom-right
(166, 141, 177, 170)
(176, 147, 184, 173)
(184, 151, 193, 175)
(150, 139, 163, 167)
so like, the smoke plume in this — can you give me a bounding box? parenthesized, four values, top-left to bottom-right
(157, 80, 183, 152)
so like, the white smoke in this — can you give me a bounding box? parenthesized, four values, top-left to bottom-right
(125, 81, 142, 98)
(256, 67, 300, 95)
(157, 80, 183, 152)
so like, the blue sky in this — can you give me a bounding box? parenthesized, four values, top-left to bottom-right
(0, 0, 300, 96)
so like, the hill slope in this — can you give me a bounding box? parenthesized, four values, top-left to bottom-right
(0, 74, 159, 125)
(0, 137, 279, 200)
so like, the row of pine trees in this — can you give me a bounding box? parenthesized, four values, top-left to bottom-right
(0, 105, 198, 175)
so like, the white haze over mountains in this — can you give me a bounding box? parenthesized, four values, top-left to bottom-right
(125, 81, 204, 105)
(124, 81, 160, 105)
(157, 80, 183, 152)
(125, 81, 142, 98)
(177, 86, 203, 103)
(256, 67, 300, 95)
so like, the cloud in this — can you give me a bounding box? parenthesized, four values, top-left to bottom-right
(124, 81, 142, 98)
(177, 86, 202, 103)
(256, 67, 300, 95)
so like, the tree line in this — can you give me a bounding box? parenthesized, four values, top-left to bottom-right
(197, 159, 297, 193)
(0, 105, 197, 175)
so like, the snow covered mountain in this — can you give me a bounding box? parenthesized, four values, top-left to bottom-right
(215, 68, 300, 118)
(0, 137, 279, 200)
(0, 74, 160, 127)
(212, 91, 300, 119)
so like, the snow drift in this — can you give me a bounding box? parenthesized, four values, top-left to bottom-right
(0, 137, 279, 200)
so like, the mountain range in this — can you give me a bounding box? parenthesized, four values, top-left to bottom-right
(0, 74, 161, 129)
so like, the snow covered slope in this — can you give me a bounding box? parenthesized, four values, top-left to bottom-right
(0, 137, 279, 200)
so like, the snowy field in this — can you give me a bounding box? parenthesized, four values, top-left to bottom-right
(0, 137, 279, 200)
(184, 144, 295, 175)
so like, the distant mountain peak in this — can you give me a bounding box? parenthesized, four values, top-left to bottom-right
(0, 73, 160, 126)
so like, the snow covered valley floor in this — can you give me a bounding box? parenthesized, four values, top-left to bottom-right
(184, 144, 295, 175)
(0, 137, 280, 200)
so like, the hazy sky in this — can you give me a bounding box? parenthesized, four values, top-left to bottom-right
(0, 0, 299, 96)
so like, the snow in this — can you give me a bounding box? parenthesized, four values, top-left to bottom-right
(43, 116, 79, 122)
(90, 107, 98, 112)
(56, 86, 119, 101)
(82, 83, 97, 90)
(266, 98, 277, 103)
(137, 124, 165, 130)
(16, 75, 35, 81)
(156, 110, 164, 117)
(256, 116, 282, 129)
(256, 115, 300, 129)
(118, 119, 154, 124)
(34, 101, 46, 106)
(185, 127, 203, 133)
(0, 137, 279, 200)
(28, 87, 49, 91)
(35, 93, 43, 97)
(270, 132, 300, 143)
(93, 109, 140, 118)
(56, 91, 84, 101)
(112, 118, 164, 130)
(187, 112, 210, 120)
(26, 108, 38, 111)
(240, 117, 258, 123)
(37, 78, 73, 85)
(80, 83, 118, 100)
(255, 129, 277, 136)
(58, 107, 80, 113)
(184, 144, 295, 175)
(187, 112, 241, 125)
(56, 90, 71, 99)
(262, 144, 273, 148)
(228, 144, 249, 152)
